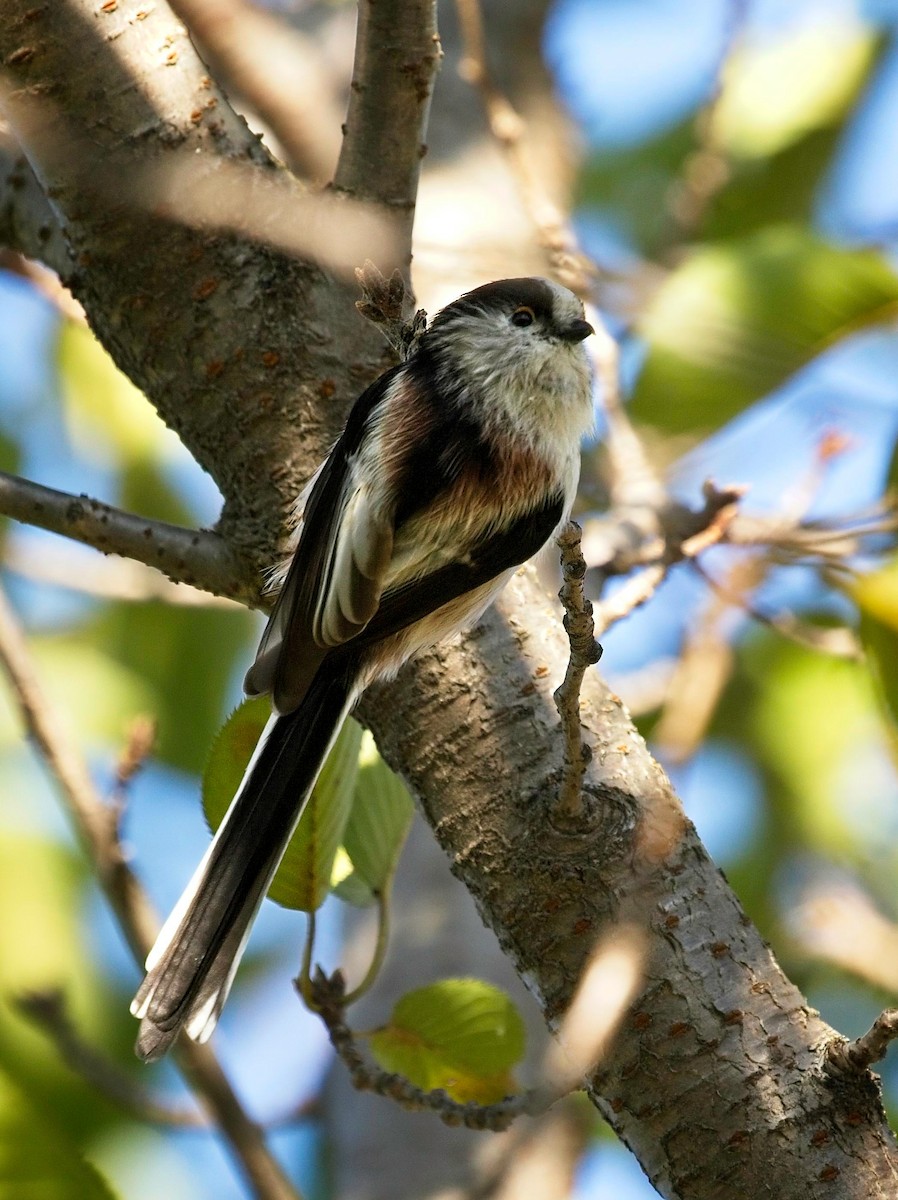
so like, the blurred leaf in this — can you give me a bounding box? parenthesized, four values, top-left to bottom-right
(0, 830, 128, 1148)
(711, 21, 876, 160)
(56, 322, 179, 468)
(577, 119, 696, 256)
(852, 559, 898, 751)
(704, 126, 845, 240)
(97, 602, 255, 773)
(747, 636, 888, 861)
(119, 458, 195, 530)
(368, 979, 525, 1104)
(335, 731, 414, 905)
(204, 702, 362, 911)
(631, 226, 898, 433)
(0, 634, 154, 752)
(0, 1063, 118, 1200)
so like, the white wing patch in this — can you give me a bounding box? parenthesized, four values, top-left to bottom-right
(313, 476, 393, 647)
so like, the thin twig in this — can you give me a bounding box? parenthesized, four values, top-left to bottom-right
(553, 524, 602, 821)
(354, 261, 427, 359)
(593, 564, 668, 638)
(0, 583, 301, 1200)
(663, 0, 750, 242)
(109, 715, 157, 815)
(826, 1010, 898, 1076)
(0, 470, 252, 604)
(15, 989, 204, 1128)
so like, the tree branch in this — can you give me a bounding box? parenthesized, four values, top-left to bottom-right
(0, 471, 254, 603)
(0, 132, 71, 274)
(168, 0, 343, 181)
(553, 523, 602, 822)
(0, 582, 301, 1200)
(334, 0, 441, 277)
(0, 0, 387, 564)
(827, 1011, 898, 1076)
(359, 565, 898, 1198)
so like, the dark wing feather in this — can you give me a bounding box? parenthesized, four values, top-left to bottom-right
(244, 365, 402, 712)
(345, 491, 566, 654)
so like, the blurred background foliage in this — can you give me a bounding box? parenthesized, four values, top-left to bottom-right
(2, 0, 898, 1197)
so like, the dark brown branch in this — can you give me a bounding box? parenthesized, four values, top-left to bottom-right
(553, 523, 602, 821)
(0, 583, 301, 1200)
(0, 471, 254, 604)
(334, 0, 441, 277)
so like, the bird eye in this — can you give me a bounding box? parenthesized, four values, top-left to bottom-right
(510, 306, 535, 328)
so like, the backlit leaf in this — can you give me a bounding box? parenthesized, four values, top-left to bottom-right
(368, 979, 525, 1104)
(335, 731, 414, 905)
(631, 226, 898, 433)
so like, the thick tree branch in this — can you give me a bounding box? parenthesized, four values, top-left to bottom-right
(0, 582, 301, 1200)
(334, 0, 441, 278)
(168, 0, 343, 181)
(0, 0, 387, 567)
(358, 566, 898, 1198)
(0, 470, 253, 603)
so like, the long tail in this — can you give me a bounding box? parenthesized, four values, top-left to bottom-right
(130, 662, 356, 1062)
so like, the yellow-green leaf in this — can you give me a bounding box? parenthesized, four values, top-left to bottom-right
(368, 979, 525, 1104)
(852, 560, 898, 752)
(712, 20, 876, 160)
(632, 226, 898, 433)
(334, 732, 414, 905)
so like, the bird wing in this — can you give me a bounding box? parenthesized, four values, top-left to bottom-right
(244, 367, 400, 712)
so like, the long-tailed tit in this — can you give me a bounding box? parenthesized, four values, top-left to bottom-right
(131, 277, 594, 1061)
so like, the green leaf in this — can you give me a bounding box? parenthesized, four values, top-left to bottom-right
(631, 226, 898, 433)
(203, 702, 362, 911)
(270, 716, 362, 910)
(704, 126, 846, 241)
(97, 602, 256, 774)
(577, 118, 696, 256)
(852, 559, 898, 752)
(711, 21, 876, 160)
(202, 695, 271, 822)
(368, 979, 525, 1104)
(0, 1064, 119, 1200)
(747, 636, 885, 859)
(335, 731, 414, 904)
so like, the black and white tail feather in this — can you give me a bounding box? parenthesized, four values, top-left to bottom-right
(131, 278, 595, 1060)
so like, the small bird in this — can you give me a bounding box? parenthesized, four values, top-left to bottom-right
(131, 277, 594, 1061)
